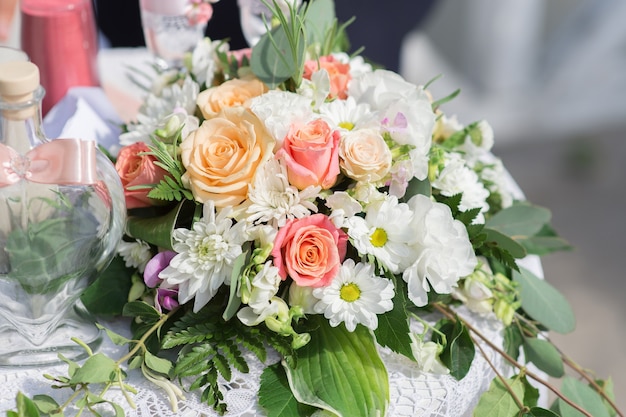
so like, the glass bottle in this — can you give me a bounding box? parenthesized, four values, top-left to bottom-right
(0, 60, 125, 366)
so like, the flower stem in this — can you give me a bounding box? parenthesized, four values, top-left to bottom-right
(432, 303, 597, 417)
(116, 308, 178, 366)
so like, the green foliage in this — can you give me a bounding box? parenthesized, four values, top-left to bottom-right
(553, 377, 612, 417)
(259, 364, 318, 417)
(513, 267, 576, 334)
(283, 316, 389, 416)
(522, 337, 564, 378)
(373, 274, 415, 360)
(503, 325, 523, 361)
(146, 136, 193, 202)
(82, 255, 134, 316)
(432, 318, 475, 380)
(473, 375, 525, 417)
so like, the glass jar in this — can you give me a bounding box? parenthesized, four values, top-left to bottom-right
(0, 60, 125, 366)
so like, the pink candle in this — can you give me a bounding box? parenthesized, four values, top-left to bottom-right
(20, 0, 99, 115)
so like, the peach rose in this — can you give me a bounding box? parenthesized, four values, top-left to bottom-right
(180, 106, 275, 207)
(275, 119, 340, 190)
(339, 128, 392, 182)
(271, 214, 348, 287)
(115, 142, 168, 209)
(196, 77, 268, 119)
(303, 55, 351, 99)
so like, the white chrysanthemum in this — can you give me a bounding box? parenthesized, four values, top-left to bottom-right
(245, 159, 319, 227)
(249, 90, 313, 149)
(159, 202, 249, 312)
(403, 194, 477, 307)
(345, 195, 417, 273)
(117, 239, 151, 273)
(312, 259, 394, 331)
(431, 152, 490, 221)
(120, 76, 200, 145)
(190, 37, 227, 87)
(318, 96, 377, 132)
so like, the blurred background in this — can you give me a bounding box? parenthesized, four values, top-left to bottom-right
(2, 0, 624, 408)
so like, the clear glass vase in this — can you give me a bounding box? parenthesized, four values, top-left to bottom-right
(0, 60, 125, 366)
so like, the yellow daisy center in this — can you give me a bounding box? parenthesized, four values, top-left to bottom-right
(370, 228, 388, 247)
(340, 283, 361, 302)
(339, 121, 355, 131)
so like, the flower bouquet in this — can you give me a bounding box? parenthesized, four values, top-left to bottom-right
(12, 1, 621, 416)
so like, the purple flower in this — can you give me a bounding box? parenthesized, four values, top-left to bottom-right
(157, 288, 180, 311)
(144, 251, 177, 288)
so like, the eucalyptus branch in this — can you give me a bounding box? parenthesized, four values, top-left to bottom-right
(433, 303, 596, 417)
(472, 333, 526, 411)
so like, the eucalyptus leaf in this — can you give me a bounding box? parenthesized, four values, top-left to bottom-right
(251, 20, 304, 88)
(522, 337, 564, 378)
(473, 376, 525, 417)
(558, 376, 611, 417)
(69, 353, 119, 385)
(284, 317, 389, 416)
(303, 0, 335, 46)
(513, 267, 576, 334)
(482, 228, 527, 259)
(258, 364, 318, 417)
(485, 203, 551, 239)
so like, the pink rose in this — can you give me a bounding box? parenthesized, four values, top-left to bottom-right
(115, 142, 169, 209)
(271, 214, 348, 288)
(275, 119, 340, 190)
(303, 55, 351, 99)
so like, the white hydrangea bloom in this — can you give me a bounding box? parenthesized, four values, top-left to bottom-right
(117, 239, 151, 273)
(345, 195, 417, 274)
(348, 69, 423, 111)
(159, 202, 249, 312)
(245, 159, 319, 227)
(403, 194, 477, 307)
(312, 259, 394, 332)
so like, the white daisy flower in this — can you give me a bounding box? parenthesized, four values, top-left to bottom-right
(318, 96, 377, 132)
(117, 239, 152, 273)
(245, 159, 320, 227)
(312, 259, 394, 332)
(345, 195, 417, 273)
(159, 202, 249, 312)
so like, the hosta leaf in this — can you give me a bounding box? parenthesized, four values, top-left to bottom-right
(513, 267, 575, 334)
(259, 364, 318, 417)
(284, 317, 388, 416)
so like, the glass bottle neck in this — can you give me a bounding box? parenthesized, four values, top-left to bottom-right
(0, 86, 48, 153)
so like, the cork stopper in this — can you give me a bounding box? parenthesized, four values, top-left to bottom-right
(0, 61, 40, 102)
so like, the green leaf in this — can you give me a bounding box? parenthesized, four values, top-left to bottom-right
(482, 228, 527, 259)
(403, 177, 431, 201)
(503, 325, 523, 360)
(513, 267, 576, 334)
(222, 249, 249, 321)
(558, 376, 610, 417)
(15, 392, 41, 417)
(303, 0, 335, 46)
(251, 6, 305, 88)
(122, 301, 162, 321)
(81, 256, 133, 315)
(595, 378, 617, 417)
(521, 235, 573, 256)
(521, 374, 540, 407)
(126, 199, 199, 250)
(373, 276, 414, 360)
(69, 353, 119, 385)
(485, 203, 552, 240)
(523, 407, 560, 417)
(96, 323, 132, 346)
(32, 395, 59, 414)
(473, 376, 524, 417)
(259, 364, 318, 417)
(144, 351, 173, 375)
(284, 317, 389, 416)
(434, 319, 475, 380)
(522, 337, 564, 378)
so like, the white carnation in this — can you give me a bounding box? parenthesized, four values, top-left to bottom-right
(403, 194, 477, 307)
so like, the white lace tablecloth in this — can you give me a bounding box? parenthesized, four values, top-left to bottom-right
(0, 307, 509, 417)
